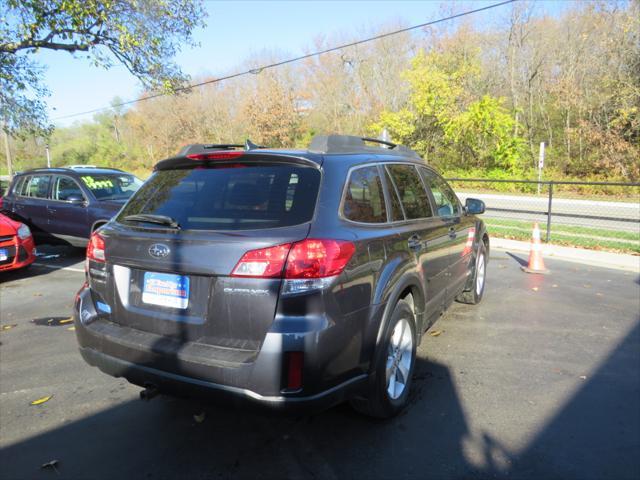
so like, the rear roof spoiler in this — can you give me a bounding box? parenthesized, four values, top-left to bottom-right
(177, 139, 264, 157)
(156, 134, 421, 170)
(154, 151, 320, 171)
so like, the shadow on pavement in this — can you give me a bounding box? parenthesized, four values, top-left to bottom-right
(0, 244, 85, 283)
(0, 356, 500, 479)
(507, 319, 640, 480)
(506, 251, 529, 267)
(1, 323, 638, 479)
(31, 316, 74, 327)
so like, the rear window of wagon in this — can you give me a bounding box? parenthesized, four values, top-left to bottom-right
(117, 164, 321, 231)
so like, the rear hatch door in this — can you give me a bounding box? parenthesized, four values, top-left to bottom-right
(89, 157, 321, 352)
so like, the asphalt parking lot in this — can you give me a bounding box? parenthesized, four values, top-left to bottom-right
(1, 246, 639, 480)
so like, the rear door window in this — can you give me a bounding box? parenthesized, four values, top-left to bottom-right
(118, 164, 321, 231)
(16, 176, 30, 196)
(383, 168, 405, 221)
(25, 175, 52, 199)
(386, 165, 433, 220)
(53, 176, 85, 201)
(11, 176, 26, 195)
(420, 168, 460, 217)
(342, 166, 387, 223)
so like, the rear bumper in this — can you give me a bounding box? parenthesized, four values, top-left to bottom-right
(79, 346, 366, 412)
(73, 285, 371, 412)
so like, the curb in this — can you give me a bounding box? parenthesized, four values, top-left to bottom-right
(491, 238, 640, 273)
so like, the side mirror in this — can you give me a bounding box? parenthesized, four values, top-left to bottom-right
(67, 194, 86, 205)
(465, 198, 485, 215)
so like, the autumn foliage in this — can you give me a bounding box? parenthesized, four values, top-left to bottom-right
(3, 2, 639, 185)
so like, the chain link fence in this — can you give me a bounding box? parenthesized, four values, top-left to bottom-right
(446, 178, 640, 253)
(0, 176, 9, 196)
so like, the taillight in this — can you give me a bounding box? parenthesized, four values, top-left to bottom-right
(284, 239, 355, 279)
(231, 243, 291, 278)
(86, 231, 106, 263)
(186, 151, 244, 160)
(0, 197, 3, 209)
(230, 239, 355, 280)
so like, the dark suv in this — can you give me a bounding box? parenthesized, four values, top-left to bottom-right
(74, 135, 488, 418)
(2, 167, 142, 247)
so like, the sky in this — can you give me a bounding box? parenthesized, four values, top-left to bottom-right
(35, 0, 572, 127)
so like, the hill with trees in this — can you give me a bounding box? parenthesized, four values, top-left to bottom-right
(3, 1, 638, 187)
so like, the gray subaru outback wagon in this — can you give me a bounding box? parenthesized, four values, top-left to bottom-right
(74, 135, 488, 418)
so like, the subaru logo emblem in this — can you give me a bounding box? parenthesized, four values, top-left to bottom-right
(149, 244, 170, 258)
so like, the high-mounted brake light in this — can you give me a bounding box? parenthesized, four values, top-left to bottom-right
(86, 231, 106, 263)
(186, 151, 244, 160)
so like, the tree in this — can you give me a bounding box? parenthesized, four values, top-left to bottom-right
(372, 48, 526, 173)
(242, 69, 301, 147)
(4, 1, 637, 184)
(0, 0, 206, 135)
(443, 96, 526, 172)
(300, 24, 414, 138)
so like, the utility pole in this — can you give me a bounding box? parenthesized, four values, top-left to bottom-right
(45, 144, 51, 168)
(2, 124, 12, 178)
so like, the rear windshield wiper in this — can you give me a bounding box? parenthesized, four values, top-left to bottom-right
(123, 214, 181, 229)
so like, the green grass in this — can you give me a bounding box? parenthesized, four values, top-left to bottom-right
(484, 218, 640, 254)
(484, 218, 640, 241)
(452, 187, 640, 203)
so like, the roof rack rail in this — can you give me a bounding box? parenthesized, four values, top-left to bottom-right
(178, 139, 266, 157)
(308, 134, 421, 159)
(65, 165, 98, 169)
(360, 137, 397, 149)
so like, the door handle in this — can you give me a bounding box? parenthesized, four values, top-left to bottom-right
(408, 235, 422, 251)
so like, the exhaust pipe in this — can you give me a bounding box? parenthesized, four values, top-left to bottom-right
(140, 384, 159, 401)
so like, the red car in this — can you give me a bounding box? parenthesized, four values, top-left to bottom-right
(0, 212, 36, 271)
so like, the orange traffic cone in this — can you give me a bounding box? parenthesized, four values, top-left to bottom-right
(521, 223, 550, 274)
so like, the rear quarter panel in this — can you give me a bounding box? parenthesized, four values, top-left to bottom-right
(307, 156, 427, 376)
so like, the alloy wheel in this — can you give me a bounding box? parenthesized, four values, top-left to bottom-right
(385, 318, 413, 400)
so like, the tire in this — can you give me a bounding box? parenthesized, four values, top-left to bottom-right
(351, 299, 417, 418)
(456, 242, 487, 305)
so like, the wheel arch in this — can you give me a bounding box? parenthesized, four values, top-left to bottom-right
(478, 221, 490, 259)
(370, 273, 425, 378)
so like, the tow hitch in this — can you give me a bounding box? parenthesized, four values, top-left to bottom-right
(140, 384, 159, 401)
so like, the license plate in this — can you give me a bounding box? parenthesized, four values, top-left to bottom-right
(0, 248, 7, 262)
(142, 272, 189, 309)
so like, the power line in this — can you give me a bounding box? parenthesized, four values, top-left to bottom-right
(53, 0, 516, 121)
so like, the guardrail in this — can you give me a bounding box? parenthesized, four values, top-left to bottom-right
(446, 179, 640, 250)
